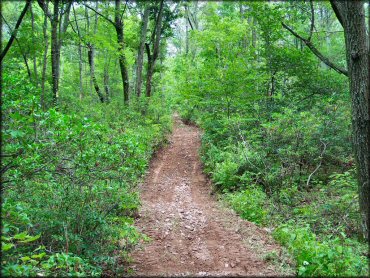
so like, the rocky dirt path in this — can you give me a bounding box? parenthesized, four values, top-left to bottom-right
(128, 116, 286, 276)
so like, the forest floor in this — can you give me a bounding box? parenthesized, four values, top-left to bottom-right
(127, 115, 290, 276)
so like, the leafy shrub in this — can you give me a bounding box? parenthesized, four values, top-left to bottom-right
(273, 224, 369, 276)
(2, 199, 101, 277)
(224, 187, 267, 225)
(2, 73, 172, 274)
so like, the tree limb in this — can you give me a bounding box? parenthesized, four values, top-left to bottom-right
(329, 0, 345, 29)
(37, 0, 52, 20)
(83, 3, 115, 26)
(282, 22, 348, 76)
(0, 0, 31, 62)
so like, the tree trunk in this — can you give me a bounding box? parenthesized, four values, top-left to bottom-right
(146, 0, 164, 98)
(331, 0, 370, 240)
(85, 6, 92, 95)
(78, 43, 83, 100)
(48, 0, 71, 105)
(30, 3, 39, 85)
(72, 5, 84, 100)
(104, 58, 110, 102)
(87, 44, 104, 103)
(135, 4, 150, 97)
(41, 2, 49, 110)
(87, 3, 104, 103)
(115, 0, 129, 104)
(50, 0, 60, 105)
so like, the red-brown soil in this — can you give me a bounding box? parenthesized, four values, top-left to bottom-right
(128, 116, 287, 276)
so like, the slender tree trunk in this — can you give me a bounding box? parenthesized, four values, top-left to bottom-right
(86, 3, 104, 103)
(146, 0, 164, 98)
(72, 5, 83, 100)
(41, 2, 49, 110)
(135, 4, 149, 97)
(50, 0, 60, 105)
(185, 4, 190, 55)
(49, 0, 71, 105)
(30, 3, 38, 85)
(331, 1, 370, 240)
(115, 0, 129, 104)
(87, 44, 104, 103)
(104, 57, 110, 102)
(85, 6, 92, 95)
(77, 44, 83, 100)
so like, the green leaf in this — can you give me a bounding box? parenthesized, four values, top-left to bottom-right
(19, 234, 41, 243)
(2, 243, 14, 251)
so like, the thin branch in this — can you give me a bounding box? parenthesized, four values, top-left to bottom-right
(1, 15, 32, 78)
(282, 22, 348, 76)
(187, 16, 194, 31)
(120, 0, 129, 22)
(83, 3, 115, 26)
(306, 140, 328, 187)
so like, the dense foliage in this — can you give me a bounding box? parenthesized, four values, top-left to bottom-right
(2, 1, 172, 275)
(166, 1, 368, 276)
(2, 71, 171, 276)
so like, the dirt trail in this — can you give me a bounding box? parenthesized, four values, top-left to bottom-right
(129, 116, 285, 276)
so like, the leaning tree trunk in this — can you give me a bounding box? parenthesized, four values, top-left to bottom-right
(115, 0, 129, 104)
(331, 0, 369, 240)
(135, 4, 150, 97)
(87, 44, 104, 103)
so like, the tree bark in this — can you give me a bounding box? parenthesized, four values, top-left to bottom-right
(146, 0, 164, 97)
(330, 0, 369, 240)
(115, 0, 129, 104)
(135, 4, 150, 97)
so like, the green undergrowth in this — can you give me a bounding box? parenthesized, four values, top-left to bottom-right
(2, 73, 172, 276)
(176, 105, 368, 277)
